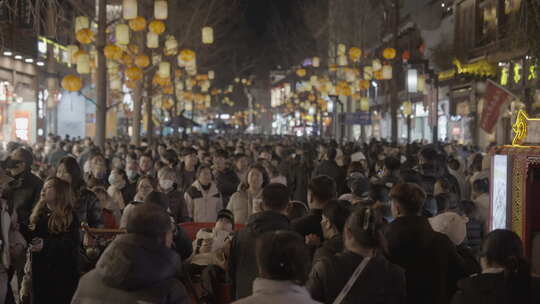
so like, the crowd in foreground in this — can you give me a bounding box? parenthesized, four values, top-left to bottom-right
(0, 134, 535, 304)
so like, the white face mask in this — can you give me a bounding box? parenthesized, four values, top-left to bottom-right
(126, 170, 137, 181)
(160, 179, 174, 190)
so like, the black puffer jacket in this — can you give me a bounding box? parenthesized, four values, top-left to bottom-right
(307, 252, 406, 304)
(228, 211, 291, 300)
(71, 234, 189, 304)
(6, 170, 43, 226)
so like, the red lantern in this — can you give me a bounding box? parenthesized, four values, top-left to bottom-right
(402, 50, 411, 62)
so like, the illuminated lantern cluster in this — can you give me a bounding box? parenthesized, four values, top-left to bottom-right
(62, 75, 83, 92)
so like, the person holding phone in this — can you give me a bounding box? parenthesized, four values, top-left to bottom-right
(26, 177, 81, 303)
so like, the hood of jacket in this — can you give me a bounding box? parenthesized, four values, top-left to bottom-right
(95, 233, 181, 291)
(246, 211, 290, 235)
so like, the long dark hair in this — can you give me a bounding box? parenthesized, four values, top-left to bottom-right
(481, 229, 531, 303)
(241, 164, 269, 191)
(256, 230, 310, 285)
(346, 207, 386, 252)
(58, 156, 85, 197)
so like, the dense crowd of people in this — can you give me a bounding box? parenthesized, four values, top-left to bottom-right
(0, 134, 535, 304)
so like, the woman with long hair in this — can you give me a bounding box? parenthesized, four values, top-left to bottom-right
(56, 156, 102, 227)
(452, 229, 540, 304)
(27, 177, 80, 303)
(227, 164, 269, 224)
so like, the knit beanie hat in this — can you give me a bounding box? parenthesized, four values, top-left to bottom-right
(429, 211, 469, 245)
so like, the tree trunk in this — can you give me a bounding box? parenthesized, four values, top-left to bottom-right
(131, 84, 142, 145)
(95, 0, 107, 148)
(146, 73, 154, 144)
(390, 0, 400, 144)
(45, 3, 57, 136)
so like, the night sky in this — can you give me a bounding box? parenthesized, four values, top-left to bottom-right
(244, 0, 298, 37)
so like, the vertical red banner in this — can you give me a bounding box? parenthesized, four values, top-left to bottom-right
(480, 80, 514, 133)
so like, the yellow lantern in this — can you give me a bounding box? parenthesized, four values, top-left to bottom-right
(417, 75, 426, 93)
(296, 69, 307, 77)
(374, 70, 383, 80)
(61, 75, 83, 92)
(147, 32, 159, 49)
(202, 26, 214, 44)
(372, 59, 382, 71)
(338, 55, 348, 67)
(403, 101, 413, 116)
(149, 20, 166, 35)
(158, 62, 171, 78)
(120, 54, 132, 66)
(383, 47, 397, 60)
(312, 57, 320, 68)
(337, 44, 346, 56)
(164, 36, 178, 56)
(359, 79, 370, 90)
(364, 67, 373, 80)
(179, 49, 196, 62)
(75, 16, 89, 33)
(67, 45, 79, 64)
(76, 29, 94, 44)
(123, 0, 138, 20)
(382, 64, 393, 80)
(115, 24, 130, 45)
(348, 47, 362, 61)
(129, 16, 146, 31)
(104, 45, 123, 60)
(76, 53, 90, 74)
(134, 54, 150, 68)
(360, 97, 370, 111)
(154, 0, 168, 20)
(126, 66, 143, 81)
(128, 44, 140, 55)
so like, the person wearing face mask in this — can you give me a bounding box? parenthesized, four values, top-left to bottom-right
(158, 167, 190, 223)
(5, 148, 43, 229)
(86, 153, 109, 189)
(107, 169, 128, 211)
(184, 166, 223, 223)
(123, 152, 140, 203)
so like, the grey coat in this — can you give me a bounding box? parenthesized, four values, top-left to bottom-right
(71, 234, 189, 304)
